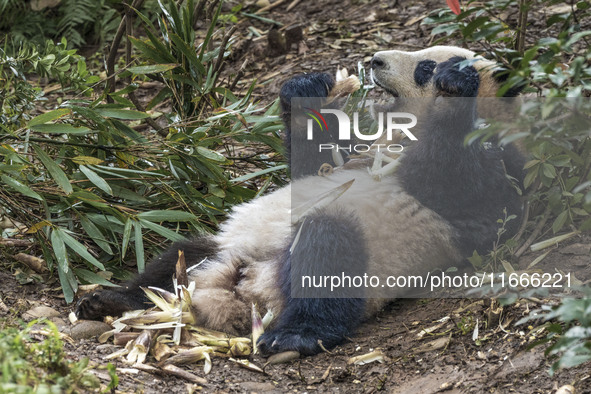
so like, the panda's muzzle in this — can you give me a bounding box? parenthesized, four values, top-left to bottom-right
(370, 70, 399, 98)
(370, 53, 401, 98)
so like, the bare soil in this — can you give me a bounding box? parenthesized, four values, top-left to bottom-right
(1, 0, 591, 393)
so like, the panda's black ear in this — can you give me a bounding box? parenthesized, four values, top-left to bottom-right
(434, 56, 480, 97)
(492, 69, 525, 97)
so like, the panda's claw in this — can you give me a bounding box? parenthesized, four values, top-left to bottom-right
(257, 328, 322, 356)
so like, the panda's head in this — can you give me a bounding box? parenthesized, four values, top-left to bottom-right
(370, 46, 515, 98)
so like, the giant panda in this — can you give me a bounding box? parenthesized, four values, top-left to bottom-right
(76, 46, 526, 356)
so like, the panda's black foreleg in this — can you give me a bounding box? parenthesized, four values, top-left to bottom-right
(257, 210, 368, 356)
(75, 237, 216, 320)
(280, 73, 347, 179)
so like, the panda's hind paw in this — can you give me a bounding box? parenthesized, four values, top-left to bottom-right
(257, 327, 322, 356)
(75, 291, 114, 321)
(434, 56, 480, 98)
(75, 289, 140, 321)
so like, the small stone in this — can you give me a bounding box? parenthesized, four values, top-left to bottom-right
(69, 320, 112, 340)
(22, 306, 60, 320)
(555, 385, 575, 394)
(255, 0, 270, 7)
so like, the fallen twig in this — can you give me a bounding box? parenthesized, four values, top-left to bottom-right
(286, 0, 302, 11)
(256, 0, 286, 14)
(14, 253, 47, 273)
(162, 364, 208, 384)
(0, 238, 33, 247)
(128, 363, 207, 385)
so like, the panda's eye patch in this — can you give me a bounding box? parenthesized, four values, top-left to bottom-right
(414, 60, 437, 87)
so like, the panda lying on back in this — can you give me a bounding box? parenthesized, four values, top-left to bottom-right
(76, 46, 525, 356)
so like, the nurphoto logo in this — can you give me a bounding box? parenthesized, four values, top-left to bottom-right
(304, 107, 418, 153)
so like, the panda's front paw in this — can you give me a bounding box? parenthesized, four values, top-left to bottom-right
(434, 56, 480, 97)
(280, 73, 335, 112)
(257, 327, 322, 356)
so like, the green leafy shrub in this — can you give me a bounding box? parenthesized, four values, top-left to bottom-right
(127, 0, 239, 121)
(425, 0, 591, 250)
(0, 0, 284, 303)
(0, 38, 99, 130)
(0, 319, 111, 392)
(0, 0, 123, 49)
(425, 0, 591, 374)
(518, 288, 591, 374)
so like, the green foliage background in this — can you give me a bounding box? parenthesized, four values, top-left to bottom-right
(0, 0, 285, 303)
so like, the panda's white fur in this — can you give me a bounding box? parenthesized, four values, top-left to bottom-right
(189, 167, 461, 332)
(76, 45, 524, 356)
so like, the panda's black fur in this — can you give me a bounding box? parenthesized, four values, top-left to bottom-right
(414, 59, 438, 87)
(76, 47, 525, 356)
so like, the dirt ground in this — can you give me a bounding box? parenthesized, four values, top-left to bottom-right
(1, 0, 591, 392)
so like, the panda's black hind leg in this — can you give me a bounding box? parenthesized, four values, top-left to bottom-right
(75, 237, 216, 320)
(257, 210, 368, 356)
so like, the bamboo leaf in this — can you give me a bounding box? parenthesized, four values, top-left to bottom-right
(79, 165, 113, 195)
(110, 184, 149, 203)
(50, 228, 69, 273)
(74, 268, 118, 287)
(128, 36, 176, 64)
(59, 230, 106, 270)
(531, 231, 579, 251)
(26, 220, 51, 234)
(110, 119, 147, 142)
(79, 215, 114, 255)
(71, 156, 104, 165)
(139, 219, 185, 242)
(134, 221, 145, 273)
(30, 123, 92, 135)
(1, 175, 44, 201)
(86, 214, 124, 230)
(93, 165, 166, 177)
(127, 63, 179, 74)
(28, 108, 71, 127)
(32, 144, 73, 194)
(57, 263, 75, 304)
(231, 164, 288, 183)
(196, 146, 226, 162)
(199, 1, 222, 60)
(169, 33, 205, 74)
(130, 6, 157, 31)
(122, 218, 133, 259)
(137, 210, 198, 222)
(95, 108, 150, 120)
